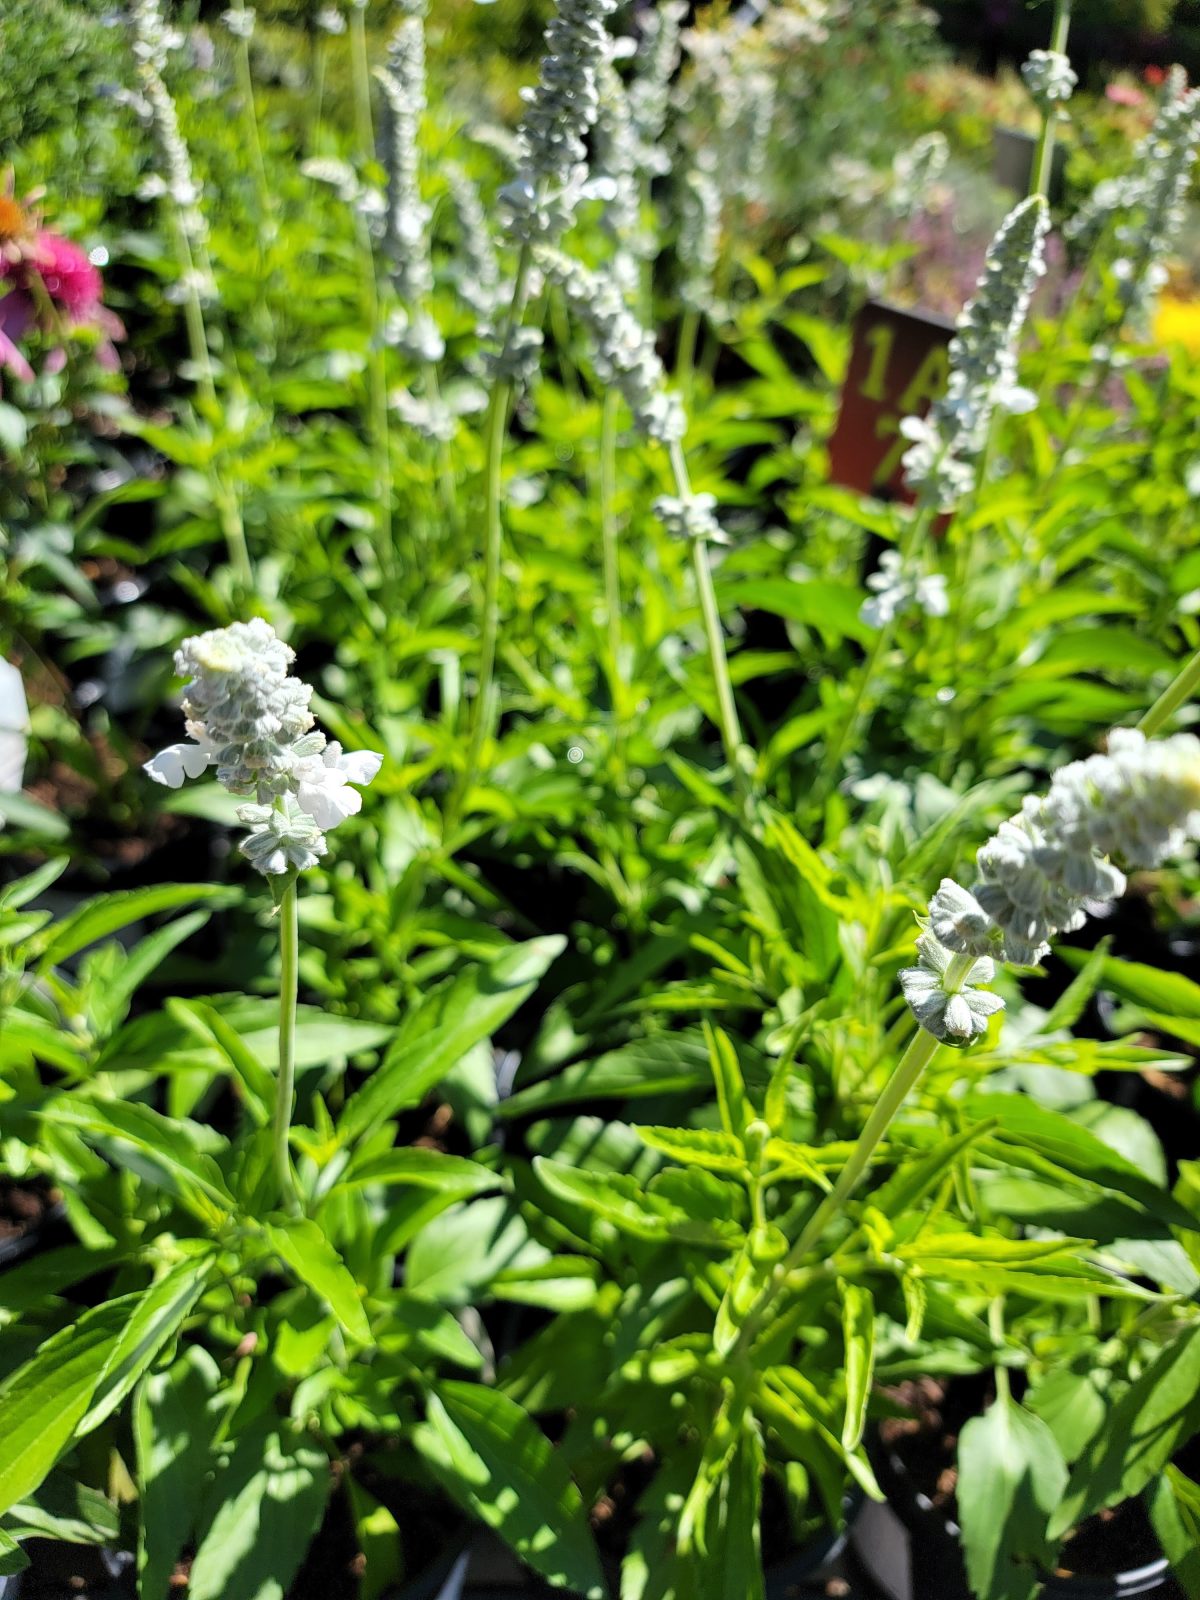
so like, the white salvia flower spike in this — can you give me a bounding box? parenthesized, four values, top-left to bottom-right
(501, 0, 618, 244)
(376, 0, 436, 335)
(537, 248, 685, 441)
(145, 621, 382, 877)
(901, 194, 1049, 511)
(860, 550, 949, 630)
(130, 0, 210, 257)
(905, 730, 1200, 1039)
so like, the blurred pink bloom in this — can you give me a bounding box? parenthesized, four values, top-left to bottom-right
(0, 228, 123, 385)
(1106, 83, 1145, 106)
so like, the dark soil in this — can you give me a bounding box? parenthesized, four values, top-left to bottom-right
(0, 1178, 60, 1246)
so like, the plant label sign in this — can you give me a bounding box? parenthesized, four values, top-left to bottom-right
(828, 301, 953, 503)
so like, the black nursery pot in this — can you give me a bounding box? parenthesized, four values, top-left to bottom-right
(852, 1443, 1180, 1600)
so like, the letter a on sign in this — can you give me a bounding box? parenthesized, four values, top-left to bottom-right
(827, 301, 953, 503)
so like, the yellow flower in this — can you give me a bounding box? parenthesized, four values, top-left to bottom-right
(1154, 294, 1200, 355)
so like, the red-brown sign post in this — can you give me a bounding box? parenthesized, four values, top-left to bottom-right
(827, 301, 954, 503)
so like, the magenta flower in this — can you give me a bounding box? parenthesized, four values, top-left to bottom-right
(0, 227, 124, 385)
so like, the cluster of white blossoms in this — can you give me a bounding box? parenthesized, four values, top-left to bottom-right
(1020, 48, 1077, 109)
(219, 7, 256, 40)
(902, 730, 1200, 1041)
(130, 0, 210, 262)
(860, 549, 949, 630)
(902, 195, 1049, 512)
(500, 0, 618, 244)
(537, 249, 685, 442)
(145, 621, 381, 876)
(654, 491, 725, 545)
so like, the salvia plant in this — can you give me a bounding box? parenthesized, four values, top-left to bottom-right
(5, 0, 1200, 1597)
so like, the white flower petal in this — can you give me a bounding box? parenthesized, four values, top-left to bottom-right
(144, 742, 205, 788)
(337, 749, 383, 786)
(298, 776, 361, 831)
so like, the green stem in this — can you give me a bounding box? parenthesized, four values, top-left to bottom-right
(733, 952, 974, 1355)
(813, 502, 936, 807)
(989, 1296, 1011, 1401)
(676, 307, 701, 398)
(1139, 645, 1200, 736)
(456, 244, 534, 817)
(668, 438, 749, 801)
(423, 359, 458, 529)
(600, 388, 623, 710)
(349, 3, 375, 163)
(1030, 0, 1072, 199)
(274, 876, 301, 1214)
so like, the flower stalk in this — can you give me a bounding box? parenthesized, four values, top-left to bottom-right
(274, 873, 301, 1213)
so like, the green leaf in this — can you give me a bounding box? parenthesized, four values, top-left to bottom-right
(35, 885, 233, 973)
(167, 999, 274, 1126)
(89, 912, 213, 1037)
(704, 1023, 751, 1139)
(414, 1382, 605, 1598)
(873, 1121, 996, 1215)
(717, 579, 872, 646)
(1058, 950, 1200, 1019)
(264, 1217, 373, 1346)
(1039, 939, 1112, 1035)
(79, 1255, 212, 1435)
(967, 1094, 1200, 1233)
(5, 1476, 119, 1547)
(134, 1347, 221, 1600)
(338, 937, 564, 1144)
(1048, 1324, 1200, 1540)
(0, 1296, 132, 1516)
(839, 1282, 874, 1452)
(342, 1148, 499, 1195)
(633, 1125, 747, 1176)
(688, 1422, 765, 1600)
(1149, 1468, 1200, 1600)
(404, 1197, 552, 1306)
(957, 1397, 1067, 1600)
(533, 1157, 738, 1247)
(501, 1031, 714, 1118)
(45, 1098, 234, 1224)
(0, 1530, 28, 1578)
(187, 1424, 329, 1600)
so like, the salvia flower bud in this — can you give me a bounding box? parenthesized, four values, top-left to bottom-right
(1021, 49, 1077, 108)
(900, 932, 1004, 1045)
(654, 491, 725, 544)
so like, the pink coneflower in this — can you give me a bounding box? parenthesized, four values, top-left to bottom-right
(0, 226, 123, 384)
